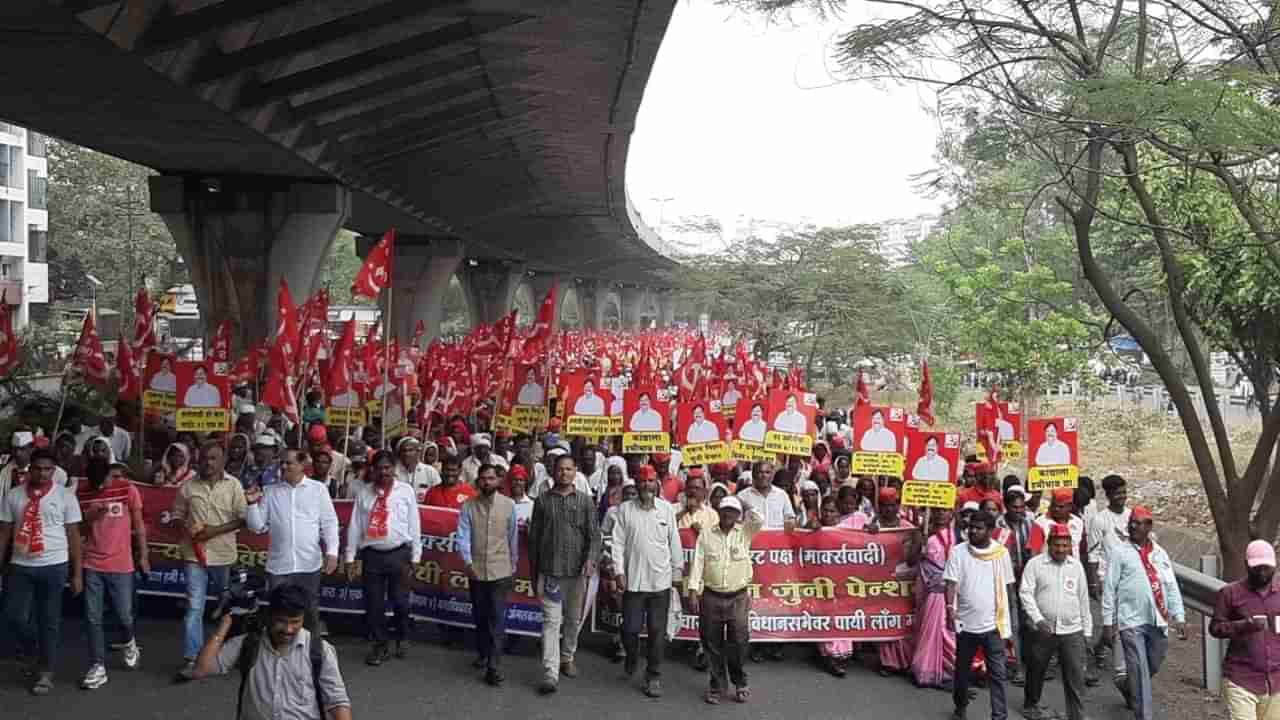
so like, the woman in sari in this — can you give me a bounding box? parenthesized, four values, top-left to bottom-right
(816, 496, 855, 676)
(150, 442, 195, 486)
(912, 509, 957, 689)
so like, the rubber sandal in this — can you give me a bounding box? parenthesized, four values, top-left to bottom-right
(704, 690, 721, 705)
(735, 686, 751, 703)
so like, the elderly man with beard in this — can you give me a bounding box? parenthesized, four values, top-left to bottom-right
(612, 464, 683, 698)
(457, 464, 518, 686)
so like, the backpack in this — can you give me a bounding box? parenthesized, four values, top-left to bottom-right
(236, 629, 326, 720)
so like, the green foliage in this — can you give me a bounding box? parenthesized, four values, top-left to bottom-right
(317, 231, 373, 306)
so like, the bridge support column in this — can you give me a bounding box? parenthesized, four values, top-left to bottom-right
(149, 176, 350, 352)
(526, 273, 572, 332)
(657, 290, 675, 327)
(358, 235, 463, 344)
(620, 285, 646, 331)
(461, 261, 525, 326)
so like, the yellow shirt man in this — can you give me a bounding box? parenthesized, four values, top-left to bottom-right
(687, 499, 764, 594)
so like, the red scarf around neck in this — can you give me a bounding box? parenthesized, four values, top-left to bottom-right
(1137, 542, 1169, 621)
(15, 483, 50, 554)
(367, 484, 393, 539)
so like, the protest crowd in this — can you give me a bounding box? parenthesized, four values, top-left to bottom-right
(0, 234, 1253, 720)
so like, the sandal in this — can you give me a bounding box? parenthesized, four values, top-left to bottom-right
(735, 686, 751, 704)
(704, 689, 721, 705)
(31, 673, 53, 696)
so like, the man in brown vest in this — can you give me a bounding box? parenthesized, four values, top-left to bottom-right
(458, 463, 518, 686)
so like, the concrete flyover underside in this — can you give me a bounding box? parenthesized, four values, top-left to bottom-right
(0, 0, 678, 285)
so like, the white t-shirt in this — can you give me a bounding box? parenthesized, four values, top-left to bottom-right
(942, 541, 1015, 634)
(1035, 441, 1071, 466)
(736, 485, 796, 529)
(0, 483, 83, 567)
(861, 427, 898, 452)
(629, 408, 663, 432)
(1087, 507, 1131, 580)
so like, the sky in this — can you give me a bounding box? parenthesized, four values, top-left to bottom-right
(626, 1, 942, 247)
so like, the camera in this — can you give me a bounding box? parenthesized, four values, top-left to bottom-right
(211, 566, 266, 629)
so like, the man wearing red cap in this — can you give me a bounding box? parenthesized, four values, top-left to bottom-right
(1018, 523, 1092, 720)
(956, 464, 1002, 511)
(1028, 487, 1085, 561)
(1211, 539, 1280, 720)
(306, 424, 348, 489)
(1101, 506, 1186, 720)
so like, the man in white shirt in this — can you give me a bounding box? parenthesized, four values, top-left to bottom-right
(343, 451, 422, 665)
(463, 434, 508, 487)
(393, 437, 440, 502)
(611, 467, 683, 698)
(182, 366, 223, 408)
(96, 412, 132, 464)
(721, 381, 741, 409)
(735, 461, 796, 532)
(771, 395, 808, 435)
(1087, 474, 1131, 684)
(572, 380, 605, 416)
(1019, 522, 1092, 720)
(910, 435, 950, 481)
(150, 357, 178, 393)
(245, 449, 338, 631)
(859, 409, 898, 452)
(628, 392, 664, 432)
(944, 510, 1015, 720)
(737, 404, 768, 444)
(0, 448, 83, 696)
(685, 405, 720, 445)
(517, 369, 545, 406)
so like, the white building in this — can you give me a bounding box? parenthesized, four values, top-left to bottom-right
(875, 214, 939, 265)
(0, 122, 48, 327)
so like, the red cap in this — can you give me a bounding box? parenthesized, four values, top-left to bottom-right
(829, 435, 846, 449)
(653, 452, 671, 463)
(507, 465, 528, 481)
(308, 424, 328, 443)
(637, 464, 657, 481)
(877, 486, 899, 504)
(547, 417, 562, 432)
(32, 436, 49, 449)
(1049, 523, 1072, 539)
(687, 467, 705, 478)
(1051, 487, 1074, 504)
(1131, 505, 1153, 521)
(495, 430, 512, 439)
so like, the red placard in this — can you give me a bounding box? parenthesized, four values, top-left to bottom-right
(977, 400, 1022, 443)
(175, 361, 229, 410)
(767, 389, 816, 438)
(623, 386, 669, 434)
(677, 400, 727, 446)
(904, 429, 960, 482)
(1028, 416, 1079, 468)
(852, 404, 906, 454)
(733, 397, 770, 444)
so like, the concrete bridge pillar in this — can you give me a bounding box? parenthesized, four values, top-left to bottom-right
(620, 285, 646, 331)
(526, 272, 573, 332)
(657, 289, 675, 327)
(149, 175, 350, 352)
(357, 235, 463, 343)
(460, 261, 525, 327)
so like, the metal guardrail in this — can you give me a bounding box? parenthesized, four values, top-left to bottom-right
(1174, 556, 1226, 693)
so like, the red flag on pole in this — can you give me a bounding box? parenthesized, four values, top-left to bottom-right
(917, 360, 935, 426)
(351, 229, 395, 300)
(0, 291, 19, 378)
(72, 312, 110, 388)
(210, 320, 232, 363)
(977, 386, 1002, 465)
(853, 369, 870, 411)
(117, 333, 140, 402)
(131, 288, 157, 354)
(411, 320, 425, 352)
(326, 320, 357, 399)
(270, 278, 300, 377)
(262, 365, 299, 424)
(520, 281, 558, 360)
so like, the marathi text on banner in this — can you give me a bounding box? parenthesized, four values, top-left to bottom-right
(1001, 441, 1024, 461)
(902, 480, 957, 509)
(732, 439, 772, 463)
(326, 406, 367, 427)
(682, 441, 731, 466)
(143, 390, 176, 414)
(511, 405, 549, 432)
(1028, 465, 1079, 491)
(567, 414, 620, 437)
(595, 527, 914, 642)
(764, 430, 813, 457)
(623, 431, 670, 454)
(853, 451, 905, 478)
(176, 408, 229, 433)
(493, 414, 515, 432)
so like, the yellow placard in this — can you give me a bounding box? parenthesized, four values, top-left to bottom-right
(853, 451, 906, 478)
(902, 480, 958, 509)
(1027, 465, 1079, 491)
(623, 431, 670, 454)
(566, 415, 618, 437)
(732, 440, 772, 463)
(763, 430, 813, 457)
(176, 407, 229, 433)
(682, 441, 731, 466)
(383, 421, 409, 439)
(365, 399, 383, 416)
(512, 405, 549, 432)
(493, 414, 515, 432)
(327, 406, 367, 427)
(143, 390, 177, 413)
(1001, 441, 1023, 461)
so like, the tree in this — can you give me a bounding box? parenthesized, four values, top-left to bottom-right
(732, 0, 1280, 575)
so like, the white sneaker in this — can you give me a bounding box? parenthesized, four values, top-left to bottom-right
(80, 664, 108, 690)
(122, 640, 140, 670)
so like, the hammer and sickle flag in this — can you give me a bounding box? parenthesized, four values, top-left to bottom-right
(352, 229, 395, 300)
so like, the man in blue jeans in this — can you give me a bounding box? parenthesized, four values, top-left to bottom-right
(77, 459, 149, 688)
(945, 510, 1016, 720)
(1102, 505, 1186, 720)
(171, 441, 246, 681)
(0, 447, 84, 695)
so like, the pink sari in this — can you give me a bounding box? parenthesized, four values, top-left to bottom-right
(911, 529, 956, 687)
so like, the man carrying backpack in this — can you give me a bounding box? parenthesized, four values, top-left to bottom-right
(192, 583, 352, 720)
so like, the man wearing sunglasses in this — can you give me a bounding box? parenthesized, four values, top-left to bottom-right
(247, 449, 340, 632)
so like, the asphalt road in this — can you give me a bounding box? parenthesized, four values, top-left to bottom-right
(0, 601, 1169, 720)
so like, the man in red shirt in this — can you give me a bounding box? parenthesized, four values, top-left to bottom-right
(77, 460, 149, 689)
(654, 454, 681, 503)
(425, 456, 477, 510)
(1028, 487, 1086, 559)
(956, 463, 1002, 510)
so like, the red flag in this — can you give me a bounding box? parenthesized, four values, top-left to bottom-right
(131, 288, 157, 354)
(0, 291, 19, 378)
(977, 386, 1002, 464)
(262, 365, 299, 424)
(411, 320, 425, 352)
(917, 360, 935, 427)
(71, 312, 110, 388)
(116, 333, 140, 402)
(229, 351, 259, 386)
(521, 280, 557, 359)
(351, 229, 395, 299)
(210, 320, 232, 363)
(326, 320, 357, 398)
(854, 369, 871, 411)
(270, 278, 300, 377)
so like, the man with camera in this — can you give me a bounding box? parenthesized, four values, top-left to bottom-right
(192, 583, 352, 720)
(246, 449, 339, 632)
(172, 441, 247, 680)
